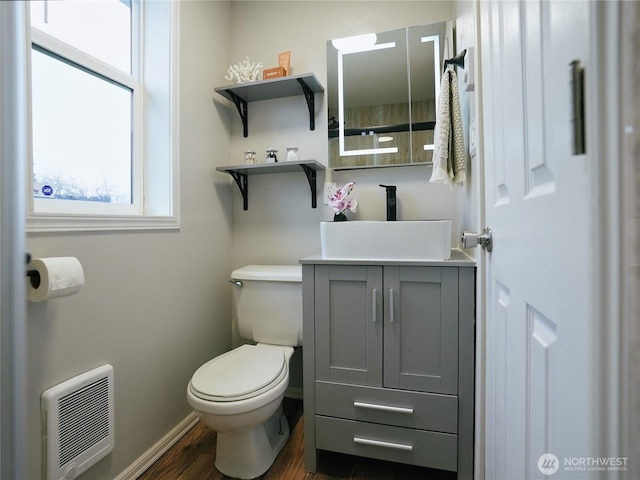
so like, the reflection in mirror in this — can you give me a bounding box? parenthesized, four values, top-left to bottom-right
(328, 22, 448, 170)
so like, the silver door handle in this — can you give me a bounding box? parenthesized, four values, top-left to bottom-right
(354, 401, 414, 415)
(372, 288, 377, 323)
(353, 437, 413, 452)
(389, 289, 395, 322)
(461, 227, 493, 252)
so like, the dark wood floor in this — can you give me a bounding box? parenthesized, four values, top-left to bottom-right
(138, 398, 456, 480)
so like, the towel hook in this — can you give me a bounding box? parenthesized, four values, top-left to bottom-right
(443, 48, 467, 73)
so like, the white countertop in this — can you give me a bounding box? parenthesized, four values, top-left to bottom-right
(300, 248, 476, 267)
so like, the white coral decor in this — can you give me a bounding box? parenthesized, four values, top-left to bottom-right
(225, 57, 263, 84)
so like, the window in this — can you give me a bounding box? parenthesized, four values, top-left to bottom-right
(28, 0, 178, 230)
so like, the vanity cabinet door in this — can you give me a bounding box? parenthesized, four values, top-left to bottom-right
(383, 266, 459, 394)
(315, 265, 383, 387)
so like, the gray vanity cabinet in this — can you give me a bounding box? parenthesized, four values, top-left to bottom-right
(302, 257, 475, 479)
(314, 265, 459, 394)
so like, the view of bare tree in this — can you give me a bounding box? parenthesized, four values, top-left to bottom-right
(33, 173, 124, 203)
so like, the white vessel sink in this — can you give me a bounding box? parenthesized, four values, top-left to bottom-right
(320, 220, 452, 260)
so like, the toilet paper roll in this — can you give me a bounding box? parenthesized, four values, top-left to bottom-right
(27, 257, 85, 302)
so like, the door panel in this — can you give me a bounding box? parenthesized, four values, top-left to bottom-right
(486, 281, 510, 478)
(384, 266, 458, 394)
(527, 305, 557, 479)
(522, 0, 555, 196)
(315, 265, 383, 386)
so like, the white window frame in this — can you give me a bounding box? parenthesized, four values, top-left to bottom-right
(27, 0, 180, 232)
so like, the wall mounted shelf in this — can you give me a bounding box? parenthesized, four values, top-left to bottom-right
(214, 73, 324, 137)
(216, 160, 325, 211)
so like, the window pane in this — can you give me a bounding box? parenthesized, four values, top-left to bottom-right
(31, 48, 133, 205)
(30, 0, 131, 73)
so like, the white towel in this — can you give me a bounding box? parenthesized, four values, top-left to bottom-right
(430, 65, 466, 185)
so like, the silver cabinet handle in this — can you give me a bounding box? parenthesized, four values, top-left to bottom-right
(353, 437, 413, 452)
(353, 401, 413, 415)
(389, 289, 395, 322)
(372, 288, 377, 323)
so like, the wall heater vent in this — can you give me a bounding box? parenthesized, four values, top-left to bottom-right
(41, 364, 114, 480)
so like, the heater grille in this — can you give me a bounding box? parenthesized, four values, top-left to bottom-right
(42, 365, 114, 480)
(58, 376, 110, 466)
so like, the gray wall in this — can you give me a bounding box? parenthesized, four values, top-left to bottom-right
(25, 2, 233, 478)
(452, 1, 483, 476)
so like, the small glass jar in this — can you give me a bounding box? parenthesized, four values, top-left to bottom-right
(285, 146, 299, 162)
(266, 149, 278, 163)
(244, 150, 256, 164)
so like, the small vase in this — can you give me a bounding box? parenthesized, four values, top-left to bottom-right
(334, 212, 347, 222)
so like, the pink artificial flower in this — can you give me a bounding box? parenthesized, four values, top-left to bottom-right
(329, 182, 357, 214)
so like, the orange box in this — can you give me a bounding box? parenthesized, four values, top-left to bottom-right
(263, 66, 286, 80)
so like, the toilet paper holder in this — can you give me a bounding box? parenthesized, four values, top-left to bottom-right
(25, 253, 41, 289)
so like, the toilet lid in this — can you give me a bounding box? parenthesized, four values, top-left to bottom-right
(190, 345, 286, 401)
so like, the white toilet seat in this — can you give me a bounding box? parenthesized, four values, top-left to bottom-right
(189, 344, 287, 402)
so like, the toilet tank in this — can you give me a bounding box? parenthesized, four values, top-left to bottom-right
(230, 265, 302, 346)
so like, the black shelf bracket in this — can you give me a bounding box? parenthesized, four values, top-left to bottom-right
(297, 78, 315, 131)
(229, 171, 249, 210)
(227, 90, 248, 138)
(300, 164, 318, 208)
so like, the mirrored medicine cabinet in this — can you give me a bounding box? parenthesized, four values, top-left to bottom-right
(327, 21, 451, 170)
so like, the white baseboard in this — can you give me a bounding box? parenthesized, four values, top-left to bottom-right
(114, 412, 199, 480)
(285, 386, 303, 400)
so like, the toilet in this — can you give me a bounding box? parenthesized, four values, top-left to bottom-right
(186, 265, 302, 479)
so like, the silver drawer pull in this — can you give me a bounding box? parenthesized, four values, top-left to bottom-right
(353, 401, 414, 415)
(353, 437, 413, 452)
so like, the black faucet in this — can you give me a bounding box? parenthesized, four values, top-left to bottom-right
(379, 184, 397, 221)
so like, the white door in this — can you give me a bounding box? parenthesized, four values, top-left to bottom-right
(480, 1, 597, 478)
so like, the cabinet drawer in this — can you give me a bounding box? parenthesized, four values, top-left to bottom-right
(316, 415, 458, 472)
(316, 381, 457, 433)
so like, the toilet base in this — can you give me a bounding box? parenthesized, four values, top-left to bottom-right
(215, 405, 290, 479)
